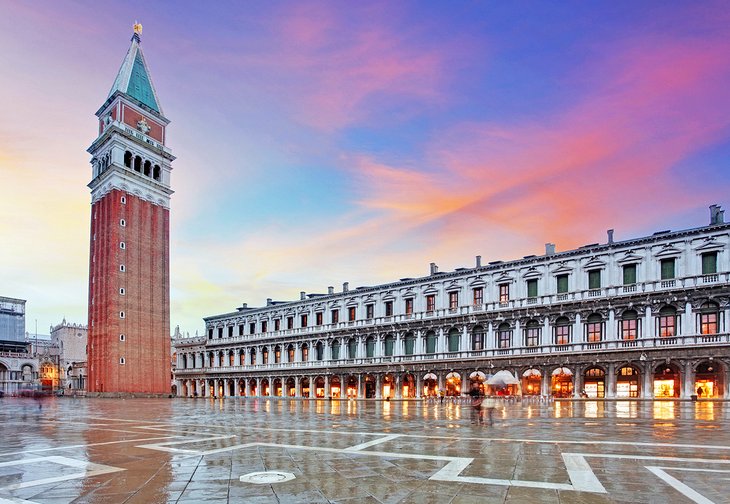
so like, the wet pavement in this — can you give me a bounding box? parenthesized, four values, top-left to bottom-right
(1, 397, 729, 503)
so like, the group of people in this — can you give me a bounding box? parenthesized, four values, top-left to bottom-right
(469, 384, 498, 425)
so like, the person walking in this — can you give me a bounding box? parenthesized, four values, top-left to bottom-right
(480, 395, 497, 426)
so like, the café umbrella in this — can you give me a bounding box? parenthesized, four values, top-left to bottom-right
(486, 370, 520, 387)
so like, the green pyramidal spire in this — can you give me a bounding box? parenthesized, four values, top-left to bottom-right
(108, 27, 162, 114)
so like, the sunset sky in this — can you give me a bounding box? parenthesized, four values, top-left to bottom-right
(1, 1, 729, 336)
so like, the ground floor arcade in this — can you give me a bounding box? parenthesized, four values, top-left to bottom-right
(176, 357, 730, 400)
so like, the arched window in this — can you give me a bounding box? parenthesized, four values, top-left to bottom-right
(448, 328, 460, 352)
(555, 317, 571, 345)
(239, 350, 245, 366)
(134, 155, 142, 172)
(124, 151, 132, 168)
(143, 160, 151, 177)
(347, 338, 357, 359)
(471, 325, 484, 351)
(332, 340, 340, 360)
(365, 337, 375, 358)
(425, 331, 437, 354)
(384, 334, 394, 356)
(301, 343, 309, 362)
(658, 306, 677, 337)
(621, 310, 638, 340)
(228, 351, 234, 366)
(699, 302, 720, 335)
(586, 314, 603, 342)
(153, 164, 161, 181)
(497, 323, 511, 348)
(250, 348, 257, 365)
(524, 319, 540, 347)
(404, 332, 415, 355)
(262, 346, 269, 364)
(315, 341, 324, 360)
(287, 344, 295, 363)
(274, 345, 281, 363)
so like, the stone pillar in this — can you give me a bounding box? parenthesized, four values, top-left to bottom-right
(309, 375, 314, 399)
(573, 366, 583, 399)
(542, 317, 551, 347)
(541, 369, 550, 396)
(294, 376, 300, 398)
(514, 320, 521, 348)
(486, 322, 495, 351)
(416, 373, 422, 398)
(643, 362, 653, 399)
(683, 302, 693, 337)
(438, 373, 444, 396)
(375, 374, 382, 399)
(574, 314, 583, 344)
(357, 374, 363, 398)
(605, 363, 616, 398)
(438, 328, 445, 354)
(607, 309, 616, 344)
(682, 361, 694, 399)
(645, 307, 653, 340)
(255, 377, 261, 397)
(461, 325, 469, 353)
(395, 374, 402, 399)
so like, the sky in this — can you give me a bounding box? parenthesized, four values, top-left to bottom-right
(1, 1, 730, 337)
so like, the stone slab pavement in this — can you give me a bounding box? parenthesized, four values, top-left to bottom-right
(1, 397, 729, 503)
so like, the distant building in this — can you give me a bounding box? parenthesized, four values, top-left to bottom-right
(0, 296, 37, 395)
(50, 319, 87, 392)
(175, 206, 729, 401)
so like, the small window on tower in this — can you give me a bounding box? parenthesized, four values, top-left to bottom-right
(119, 334, 126, 342)
(119, 288, 125, 295)
(121, 196, 127, 204)
(119, 357, 125, 365)
(120, 219, 126, 227)
(120, 264, 125, 272)
(120, 311, 125, 319)
(120, 242, 126, 249)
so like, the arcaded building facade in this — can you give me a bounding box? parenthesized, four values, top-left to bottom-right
(174, 207, 730, 400)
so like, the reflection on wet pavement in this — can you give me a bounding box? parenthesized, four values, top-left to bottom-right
(1, 397, 729, 503)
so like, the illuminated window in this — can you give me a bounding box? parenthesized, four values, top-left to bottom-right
(555, 317, 570, 345)
(301, 343, 309, 361)
(448, 291, 458, 309)
(426, 294, 436, 312)
(658, 306, 677, 337)
(621, 310, 638, 340)
(586, 314, 603, 342)
(525, 320, 540, 346)
(700, 302, 719, 334)
(473, 287, 483, 306)
(499, 284, 509, 303)
(287, 344, 295, 362)
(405, 298, 414, 315)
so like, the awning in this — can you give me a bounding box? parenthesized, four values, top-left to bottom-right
(423, 373, 437, 380)
(446, 371, 461, 380)
(486, 370, 519, 385)
(551, 367, 573, 376)
(522, 368, 541, 378)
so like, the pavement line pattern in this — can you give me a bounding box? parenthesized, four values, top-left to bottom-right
(644, 466, 728, 504)
(0, 455, 123, 491)
(344, 434, 401, 451)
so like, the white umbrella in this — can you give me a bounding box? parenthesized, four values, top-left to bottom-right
(423, 373, 437, 380)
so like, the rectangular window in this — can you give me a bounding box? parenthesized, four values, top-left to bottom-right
(555, 325, 570, 345)
(555, 275, 567, 293)
(287, 316, 294, 329)
(261, 321, 268, 333)
(384, 301, 393, 317)
(405, 298, 414, 315)
(660, 258, 675, 280)
(498, 330, 510, 348)
(218, 328, 223, 338)
(228, 326, 233, 338)
(525, 327, 540, 347)
(301, 314, 308, 327)
(700, 312, 718, 335)
(621, 319, 637, 340)
(208, 329, 213, 339)
(238, 324, 244, 336)
(587, 322, 602, 342)
(366, 304, 374, 319)
(331, 309, 339, 324)
(274, 319, 281, 331)
(659, 316, 675, 337)
(249, 322, 255, 334)
(499, 284, 509, 303)
(426, 294, 435, 312)
(527, 279, 538, 298)
(448, 291, 458, 309)
(588, 270, 601, 289)
(623, 264, 637, 285)
(316, 312, 323, 325)
(348, 307, 356, 321)
(473, 287, 483, 306)
(702, 252, 718, 275)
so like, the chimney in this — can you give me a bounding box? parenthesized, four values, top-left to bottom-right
(328, 286, 334, 295)
(710, 204, 725, 225)
(475, 255, 482, 268)
(300, 291, 306, 300)
(266, 298, 272, 306)
(343, 282, 349, 292)
(242, 303, 248, 309)
(607, 229, 614, 244)
(545, 243, 556, 256)
(430, 262, 438, 275)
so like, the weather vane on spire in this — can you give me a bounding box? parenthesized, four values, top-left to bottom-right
(133, 21, 143, 36)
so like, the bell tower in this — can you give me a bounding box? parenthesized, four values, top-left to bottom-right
(87, 23, 174, 395)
